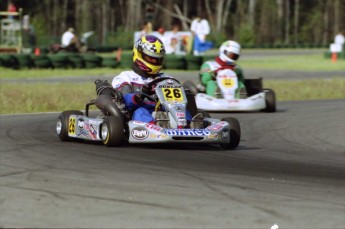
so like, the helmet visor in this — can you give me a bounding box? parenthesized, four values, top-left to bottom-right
(142, 53, 164, 66)
(224, 50, 239, 61)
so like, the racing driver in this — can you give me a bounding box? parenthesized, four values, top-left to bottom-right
(95, 35, 203, 128)
(199, 40, 246, 98)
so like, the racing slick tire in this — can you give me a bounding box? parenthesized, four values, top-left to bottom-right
(183, 80, 199, 95)
(56, 110, 84, 141)
(220, 117, 241, 150)
(244, 78, 263, 96)
(101, 116, 124, 147)
(262, 89, 276, 113)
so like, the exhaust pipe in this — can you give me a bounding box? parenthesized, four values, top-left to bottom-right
(95, 94, 123, 120)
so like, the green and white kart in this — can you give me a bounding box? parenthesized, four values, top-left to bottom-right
(183, 69, 276, 112)
(56, 77, 241, 149)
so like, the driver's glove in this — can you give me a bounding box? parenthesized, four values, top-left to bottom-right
(134, 92, 144, 103)
(141, 84, 151, 95)
(134, 84, 150, 103)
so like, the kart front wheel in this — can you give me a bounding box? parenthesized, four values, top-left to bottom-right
(263, 89, 276, 113)
(220, 117, 241, 150)
(101, 116, 124, 147)
(56, 110, 84, 141)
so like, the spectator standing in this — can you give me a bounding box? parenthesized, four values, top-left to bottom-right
(23, 15, 36, 48)
(7, 1, 17, 20)
(190, 15, 213, 56)
(334, 31, 345, 52)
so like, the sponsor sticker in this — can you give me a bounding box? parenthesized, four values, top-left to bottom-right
(132, 121, 146, 125)
(177, 119, 187, 127)
(146, 123, 163, 132)
(131, 127, 149, 140)
(166, 79, 174, 84)
(226, 99, 239, 103)
(176, 112, 185, 118)
(165, 129, 210, 136)
(207, 121, 227, 131)
(174, 106, 184, 111)
(149, 133, 168, 139)
(208, 134, 218, 140)
(158, 85, 181, 88)
(77, 120, 97, 139)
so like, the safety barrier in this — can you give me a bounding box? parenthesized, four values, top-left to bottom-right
(0, 52, 217, 70)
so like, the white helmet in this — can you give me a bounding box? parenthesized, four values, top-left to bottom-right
(219, 40, 241, 64)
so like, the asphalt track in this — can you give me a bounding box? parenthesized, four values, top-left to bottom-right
(1, 49, 345, 228)
(1, 98, 345, 228)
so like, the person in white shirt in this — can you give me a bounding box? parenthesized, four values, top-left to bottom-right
(164, 24, 186, 55)
(156, 27, 174, 54)
(190, 15, 213, 56)
(334, 31, 345, 51)
(61, 27, 80, 52)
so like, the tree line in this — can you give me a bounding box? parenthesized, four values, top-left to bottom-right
(1, 0, 344, 49)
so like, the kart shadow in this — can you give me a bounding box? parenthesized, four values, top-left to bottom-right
(207, 108, 287, 114)
(122, 143, 261, 152)
(60, 138, 261, 153)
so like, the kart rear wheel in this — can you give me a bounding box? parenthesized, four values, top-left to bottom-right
(220, 117, 241, 150)
(244, 78, 263, 96)
(263, 89, 276, 113)
(56, 110, 84, 141)
(183, 80, 199, 95)
(101, 116, 124, 147)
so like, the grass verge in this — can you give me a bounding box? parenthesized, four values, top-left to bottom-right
(0, 53, 344, 79)
(239, 54, 345, 71)
(0, 78, 344, 114)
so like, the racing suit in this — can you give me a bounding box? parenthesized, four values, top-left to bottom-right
(112, 70, 193, 123)
(200, 57, 245, 98)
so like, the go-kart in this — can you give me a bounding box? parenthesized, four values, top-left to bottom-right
(56, 77, 241, 149)
(183, 69, 276, 112)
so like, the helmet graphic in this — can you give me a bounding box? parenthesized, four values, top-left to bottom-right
(219, 40, 241, 65)
(133, 35, 166, 76)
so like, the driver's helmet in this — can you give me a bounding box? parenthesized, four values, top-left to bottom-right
(219, 40, 241, 65)
(133, 35, 166, 76)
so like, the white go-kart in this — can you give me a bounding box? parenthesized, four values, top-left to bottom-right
(183, 69, 276, 112)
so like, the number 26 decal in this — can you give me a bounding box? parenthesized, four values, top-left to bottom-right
(163, 88, 183, 101)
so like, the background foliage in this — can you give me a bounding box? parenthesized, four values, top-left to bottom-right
(0, 0, 344, 49)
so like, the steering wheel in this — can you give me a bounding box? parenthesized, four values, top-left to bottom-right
(138, 77, 181, 102)
(147, 76, 180, 89)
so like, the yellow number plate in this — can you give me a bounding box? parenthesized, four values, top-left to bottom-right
(68, 117, 76, 134)
(220, 78, 236, 88)
(163, 88, 184, 101)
